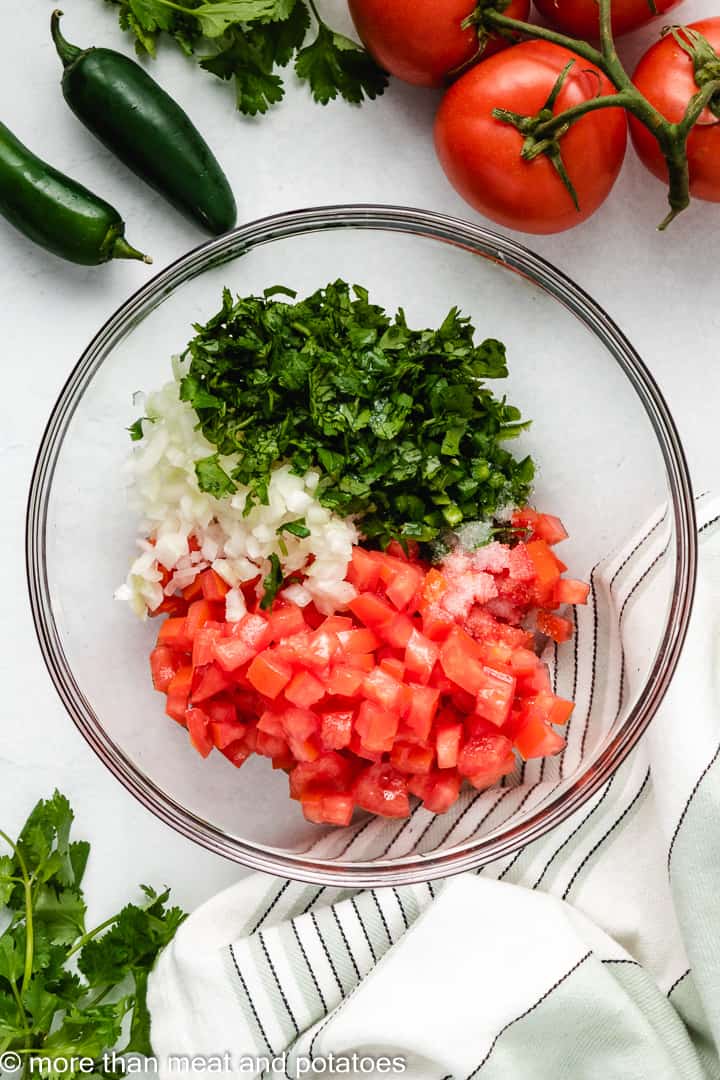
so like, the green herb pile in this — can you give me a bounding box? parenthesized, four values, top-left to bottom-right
(0, 792, 185, 1079)
(177, 280, 535, 547)
(103, 0, 388, 115)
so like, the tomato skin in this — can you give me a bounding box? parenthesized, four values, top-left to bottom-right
(533, 0, 680, 39)
(435, 42, 628, 234)
(348, 0, 530, 89)
(631, 20, 720, 203)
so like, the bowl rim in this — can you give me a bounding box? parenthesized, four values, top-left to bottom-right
(25, 203, 697, 886)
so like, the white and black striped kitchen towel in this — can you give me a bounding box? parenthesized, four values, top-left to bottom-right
(148, 497, 720, 1080)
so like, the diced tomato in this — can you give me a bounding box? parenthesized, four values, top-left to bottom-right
(212, 635, 255, 673)
(548, 695, 575, 726)
(421, 568, 447, 607)
(362, 667, 405, 712)
(226, 613, 273, 652)
(355, 699, 399, 753)
(349, 732, 384, 762)
(537, 611, 574, 643)
(157, 617, 188, 651)
(191, 663, 232, 704)
(205, 698, 236, 726)
(221, 739, 251, 768)
(210, 716, 247, 750)
(258, 709, 285, 736)
(422, 606, 455, 642)
(349, 593, 396, 630)
(321, 615, 354, 633)
(380, 613, 415, 649)
(405, 685, 440, 741)
(247, 650, 293, 699)
(390, 739, 434, 775)
(457, 732, 515, 780)
(185, 707, 213, 758)
(285, 670, 326, 708)
(165, 665, 192, 723)
(301, 792, 354, 826)
(150, 646, 179, 693)
(319, 709, 354, 750)
(386, 563, 425, 611)
(268, 602, 307, 640)
(379, 657, 405, 680)
(256, 730, 291, 760)
(425, 770, 462, 813)
(289, 752, 355, 800)
(533, 513, 569, 546)
(517, 662, 552, 697)
(508, 647, 540, 675)
(298, 629, 341, 669)
(435, 721, 463, 769)
(353, 762, 410, 818)
(514, 711, 566, 759)
(185, 599, 217, 643)
(344, 652, 375, 673)
(404, 629, 439, 685)
(554, 579, 590, 605)
(440, 626, 487, 695)
(346, 547, 382, 592)
(182, 577, 204, 603)
(475, 666, 516, 728)
(526, 540, 562, 605)
(152, 595, 187, 618)
(200, 568, 230, 602)
(325, 664, 364, 697)
(281, 707, 318, 743)
(192, 626, 221, 669)
(386, 539, 420, 561)
(337, 628, 380, 654)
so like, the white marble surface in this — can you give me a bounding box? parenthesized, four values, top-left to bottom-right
(2, 0, 718, 924)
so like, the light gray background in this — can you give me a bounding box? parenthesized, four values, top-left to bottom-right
(2, 0, 716, 922)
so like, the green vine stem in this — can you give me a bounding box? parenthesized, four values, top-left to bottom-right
(476, 0, 720, 227)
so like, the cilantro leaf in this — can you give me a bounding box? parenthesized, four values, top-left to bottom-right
(260, 553, 283, 609)
(195, 454, 236, 498)
(295, 23, 388, 105)
(277, 519, 311, 539)
(0, 795, 186, 1075)
(100, 0, 386, 114)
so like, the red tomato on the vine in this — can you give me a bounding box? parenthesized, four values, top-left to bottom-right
(434, 41, 628, 234)
(533, 0, 681, 40)
(347, 0, 531, 88)
(630, 19, 720, 203)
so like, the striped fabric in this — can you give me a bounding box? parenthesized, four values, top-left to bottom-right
(149, 498, 720, 1080)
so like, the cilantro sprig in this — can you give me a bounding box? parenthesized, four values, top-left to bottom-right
(175, 280, 535, 547)
(0, 792, 185, 1079)
(103, 0, 388, 116)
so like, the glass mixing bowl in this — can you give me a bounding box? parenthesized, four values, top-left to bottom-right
(26, 206, 697, 886)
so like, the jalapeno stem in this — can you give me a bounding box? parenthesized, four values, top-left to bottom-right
(51, 10, 83, 68)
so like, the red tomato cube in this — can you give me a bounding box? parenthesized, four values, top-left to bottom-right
(211, 636, 255, 673)
(355, 700, 399, 752)
(405, 685, 440, 741)
(346, 547, 382, 592)
(150, 646, 179, 693)
(457, 732, 515, 780)
(405, 629, 439, 685)
(536, 611, 574, 643)
(380, 613, 416, 649)
(247, 651, 293, 699)
(289, 752, 355, 800)
(325, 664, 364, 697)
(349, 593, 397, 630)
(157, 617, 188, 652)
(285, 670, 326, 708)
(301, 793, 354, 827)
(338, 628, 381, 654)
(385, 564, 424, 611)
(319, 709, 354, 750)
(514, 711, 566, 759)
(440, 626, 487, 695)
(435, 721, 463, 769)
(185, 707, 213, 758)
(554, 579, 590, 605)
(475, 666, 516, 728)
(353, 762, 410, 818)
(390, 739, 434, 775)
(362, 667, 405, 712)
(268, 602, 307, 640)
(200, 568, 230, 602)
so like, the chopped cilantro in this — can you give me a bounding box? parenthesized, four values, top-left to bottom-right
(260, 552, 283, 608)
(177, 280, 535, 548)
(277, 519, 311, 539)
